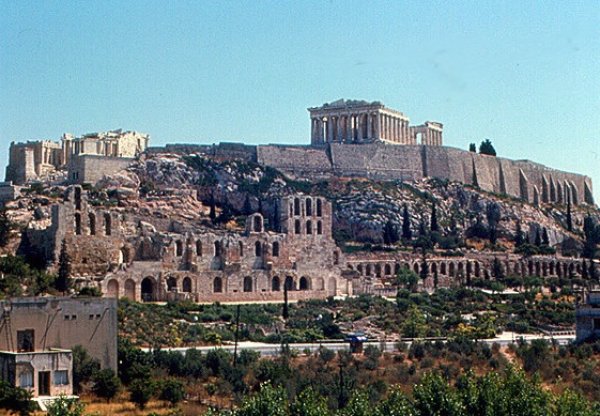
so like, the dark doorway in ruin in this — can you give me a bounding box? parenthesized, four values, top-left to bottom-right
(141, 277, 155, 302)
(299, 276, 309, 290)
(272, 276, 280, 291)
(182, 277, 192, 293)
(213, 277, 223, 293)
(243, 276, 253, 292)
(285, 276, 295, 291)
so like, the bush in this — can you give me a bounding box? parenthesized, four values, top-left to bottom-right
(159, 378, 185, 406)
(91, 368, 120, 402)
(129, 379, 156, 410)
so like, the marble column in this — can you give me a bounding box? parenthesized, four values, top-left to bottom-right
(374, 113, 381, 139)
(326, 118, 333, 143)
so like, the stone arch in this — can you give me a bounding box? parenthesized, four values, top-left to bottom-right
(384, 264, 392, 276)
(243, 276, 253, 292)
(431, 263, 438, 275)
(214, 241, 221, 257)
(327, 277, 337, 295)
(375, 264, 382, 277)
(272, 276, 281, 291)
(213, 277, 223, 293)
(449, 262, 455, 277)
(104, 213, 112, 236)
(107, 279, 119, 298)
(141, 277, 156, 302)
(542, 263, 548, 277)
(124, 279, 135, 300)
(306, 220, 312, 234)
(167, 276, 178, 292)
(316, 199, 323, 217)
(317, 221, 323, 235)
(475, 262, 481, 278)
(272, 241, 280, 257)
(441, 262, 447, 275)
(294, 198, 301, 216)
(299, 276, 310, 290)
(255, 241, 262, 257)
(306, 198, 312, 216)
(395, 263, 401, 274)
(89, 212, 96, 235)
(458, 262, 464, 275)
(366, 264, 372, 276)
(535, 261, 541, 277)
(253, 215, 263, 232)
(295, 219, 301, 234)
(176, 241, 183, 256)
(74, 213, 82, 235)
(182, 277, 192, 293)
(528, 261, 534, 276)
(357, 264, 364, 275)
(285, 276, 295, 291)
(315, 277, 325, 290)
(196, 241, 202, 256)
(413, 263, 419, 274)
(557, 262, 563, 277)
(549, 262, 555, 275)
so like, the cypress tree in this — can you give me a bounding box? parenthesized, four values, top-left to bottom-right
(469, 143, 476, 153)
(0, 209, 11, 247)
(402, 204, 412, 241)
(56, 239, 72, 294)
(542, 228, 549, 246)
(515, 221, 524, 247)
(566, 198, 573, 232)
(430, 203, 439, 232)
(209, 194, 217, 223)
(383, 220, 399, 245)
(242, 194, 253, 216)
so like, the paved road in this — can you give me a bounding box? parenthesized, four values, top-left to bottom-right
(142, 332, 575, 356)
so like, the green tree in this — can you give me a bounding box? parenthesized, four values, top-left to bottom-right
(396, 268, 419, 293)
(542, 228, 550, 246)
(402, 305, 427, 338)
(566, 198, 573, 232)
(430, 203, 439, 232)
(0, 209, 12, 247)
(413, 372, 465, 416)
(479, 139, 497, 156)
(56, 239, 72, 294)
(46, 395, 85, 416)
(209, 194, 217, 223)
(340, 389, 372, 416)
(0, 380, 35, 416)
(402, 204, 412, 242)
(469, 143, 476, 153)
(159, 378, 185, 407)
(534, 228, 542, 247)
(129, 379, 156, 410)
(91, 368, 120, 402)
(383, 220, 399, 245)
(290, 387, 330, 416)
(235, 383, 288, 416)
(243, 194, 253, 216)
(375, 386, 416, 416)
(515, 221, 525, 248)
(72, 345, 100, 394)
(553, 389, 594, 416)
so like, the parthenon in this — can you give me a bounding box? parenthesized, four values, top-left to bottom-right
(308, 99, 443, 147)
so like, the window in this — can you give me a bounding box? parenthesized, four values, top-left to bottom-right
(213, 277, 223, 293)
(176, 241, 183, 256)
(19, 369, 33, 388)
(74, 213, 82, 235)
(53, 370, 69, 386)
(89, 213, 96, 235)
(239, 241, 244, 257)
(214, 241, 221, 257)
(196, 241, 202, 256)
(316, 199, 322, 217)
(243, 276, 253, 292)
(272, 242, 280, 257)
(294, 198, 300, 216)
(294, 220, 301, 234)
(17, 330, 34, 352)
(317, 221, 323, 235)
(255, 241, 262, 257)
(306, 198, 312, 216)
(306, 220, 312, 235)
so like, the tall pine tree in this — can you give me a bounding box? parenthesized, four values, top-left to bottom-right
(56, 239, 72, 294)
(430, 203, 439, 232)
(402, 204, 412, 242)
(566, 198, 573, 232)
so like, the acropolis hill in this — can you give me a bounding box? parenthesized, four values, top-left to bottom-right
(4, 99, 594, 207)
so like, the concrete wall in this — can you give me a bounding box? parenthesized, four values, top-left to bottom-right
(0, 297, 118, 371)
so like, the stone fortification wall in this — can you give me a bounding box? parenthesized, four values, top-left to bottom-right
(68, 155, 134, 184)
(254, 142, 593, 205)
(148, 142, 257, 162)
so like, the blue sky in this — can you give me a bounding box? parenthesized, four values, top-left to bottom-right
(1, 1, 599, 200)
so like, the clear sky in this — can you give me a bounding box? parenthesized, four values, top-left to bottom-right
(1, 1, 599, 200)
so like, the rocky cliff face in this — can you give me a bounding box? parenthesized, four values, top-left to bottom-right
(2, 151, 598, 259)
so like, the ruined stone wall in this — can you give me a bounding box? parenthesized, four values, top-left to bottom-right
(5, 143, 36, 184)
(256, 145, 332, 179)
(67, 154, 134, 184)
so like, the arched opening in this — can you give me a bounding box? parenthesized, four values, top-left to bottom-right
(384, 264, 392, 275)
(475, 262, 481, 278)
(315, 277, 325, 290)
(366, 264, 372, 275)
(535, 262, 541, 277)
(213, 277, 223, 293)
(431, 263, 437, 274)
(317, 221, 323, 235)
(89, 213, 96, 235)
(449, 263, 455, 277)
(395, 263, 401, 274)
(214, 241, 221, 257)
(328, 277, 337, 295)
(306, 220, 312, 235)
(357, 264, 363, 275)
(306, 198, 312, 216)
(549, 262, 555, 275)
(295, 220, 301, 234)
(119, 247, 129, 264)
(294, 198, 300, 216)
(239, 241, 244, 257)
(104, 213, 112, 236)
(107, 280, 119, 298)
(285, 276, 295, 291)
(316, 199, 323, 217)
(176, 241, 183, 257)
(196, 241, 202, 256)
(375, 264, 382, 277)
(74, 213, 82, 235)
(124, 279, 135, 300)
(299, 276, 310, 290)
(413, 263, 419, 274)
(255, 241, 262, 257)
(141, 277, 155, 302)
(441, 263, 447, 275)
(182, 277, 192, 293)
(272, 276, 280, 291)
(166, 276, 177, 292)
(272, 242, 280, 257)
(243, 276, 253, 292)
(253, 216, 262, 232)
(74, 186, 82, 210)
